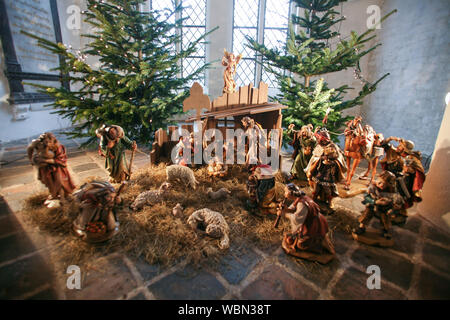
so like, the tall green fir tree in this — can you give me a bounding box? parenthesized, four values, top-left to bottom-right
(23, 0, 216, 145)
(247, 0, 396, 141)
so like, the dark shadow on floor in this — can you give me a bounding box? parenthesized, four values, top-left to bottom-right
(0, 195, 59, 299)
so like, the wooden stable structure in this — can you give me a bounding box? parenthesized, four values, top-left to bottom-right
(150, 82, 287, 166)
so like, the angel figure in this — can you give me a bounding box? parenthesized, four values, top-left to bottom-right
(222, 49, 242, 94)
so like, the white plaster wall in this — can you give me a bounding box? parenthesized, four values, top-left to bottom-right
(206, 0, 234, 99)
(418, 98, 450, 230)
(0, 38, 72, 144)
(0, 0, 89, 144)
(362, 0, 450, 156)
(320, 0, 383, 119)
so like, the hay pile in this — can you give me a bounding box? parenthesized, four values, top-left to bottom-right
(21, 164, 357, 269)
(22, 164, 290, 268)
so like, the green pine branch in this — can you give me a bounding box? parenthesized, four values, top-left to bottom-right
(247, 0, 396, 141)
(21, 0, 216, 145)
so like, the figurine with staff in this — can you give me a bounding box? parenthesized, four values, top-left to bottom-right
(96, 124, 137, 183)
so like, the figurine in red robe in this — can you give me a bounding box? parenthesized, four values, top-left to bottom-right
(279, 183, 335, 263)
(392, 151, 426, 224)
(27, 132, 76, 205)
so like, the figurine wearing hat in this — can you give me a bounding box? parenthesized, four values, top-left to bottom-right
(287, 123, 317, 182)
(277, 183, 335, 264)
(379, 136, 415, 176)
(400, 152, 426, 207)
(391, 151, 426, 224)
(304, 128, 347, 212)
(72, 181, 124, 243)
(353, 171, 404, 244)
(96, 125, 137, 183)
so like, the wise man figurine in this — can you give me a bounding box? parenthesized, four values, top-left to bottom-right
(222, 49, 242, 94)
(277, 183, 335, 264)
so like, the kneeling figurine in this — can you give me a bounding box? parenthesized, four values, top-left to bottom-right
(277, 183, 335, 264)
(353, 171, 404, 247)
(72, 181, 125, 243)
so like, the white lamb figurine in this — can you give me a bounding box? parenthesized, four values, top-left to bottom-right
(207, 187, 231, 200)
(166, 165, 199, 190)
(130, 182, 172, 211)
(187, 208, 230, 250)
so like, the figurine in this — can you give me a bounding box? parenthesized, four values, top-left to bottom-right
(305, 129, 346, 213)
(343, 117, 382, 189)
(173, 136, 191, 166)
(72, 181, 125, 243)
(222, 49, 242, 94)
(207, 157, 228, 178)
(287, 123, 316, 182)
(241, 116, 268, 166)
(187, 208, 230, 249)
(276, 183, 335, 264)
(96, 124, 137, 183)
(391, 152, 426, 224)
(245, 164, 278, 215)
(353, 171, 405, 246)
(27, 132, 76, 206)
(379, 136, 415, 176)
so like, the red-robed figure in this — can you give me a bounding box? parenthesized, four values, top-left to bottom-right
(278, 183, 335, 264)
(27, 132, 76, 204)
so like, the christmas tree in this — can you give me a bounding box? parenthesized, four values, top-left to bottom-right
(23, 0, 215, 145)
(247, 0, 396, 140)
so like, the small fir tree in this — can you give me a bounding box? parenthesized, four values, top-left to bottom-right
(247, 0, 396, 140)
(23, 0, 215, 145)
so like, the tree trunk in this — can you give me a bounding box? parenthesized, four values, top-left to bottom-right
(305, 76, 310, 88)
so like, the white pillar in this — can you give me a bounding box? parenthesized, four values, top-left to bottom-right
(206, 0, 234, 98)
(417, 94, 450, 230)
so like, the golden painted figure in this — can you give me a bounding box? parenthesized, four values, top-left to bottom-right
(222, 49, 242, 94)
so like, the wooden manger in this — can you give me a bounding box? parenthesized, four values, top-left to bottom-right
(150, 82, 287, 167)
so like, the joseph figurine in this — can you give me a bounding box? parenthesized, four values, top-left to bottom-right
(96, 125, 136, 183)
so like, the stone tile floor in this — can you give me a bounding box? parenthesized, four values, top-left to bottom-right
(0, 132, 449, 300)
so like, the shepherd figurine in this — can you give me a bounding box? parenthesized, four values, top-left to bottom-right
(96, 124, 137, 183)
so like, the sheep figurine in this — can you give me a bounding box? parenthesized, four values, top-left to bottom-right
(130, 182, 172, 211)
(206, 187, 231, 200)
(172, 203, 184, 218)
(187, 208, 230, 249)
(166, 165, 199, 190)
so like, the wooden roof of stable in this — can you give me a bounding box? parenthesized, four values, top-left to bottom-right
(186, 102, 287, 122)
